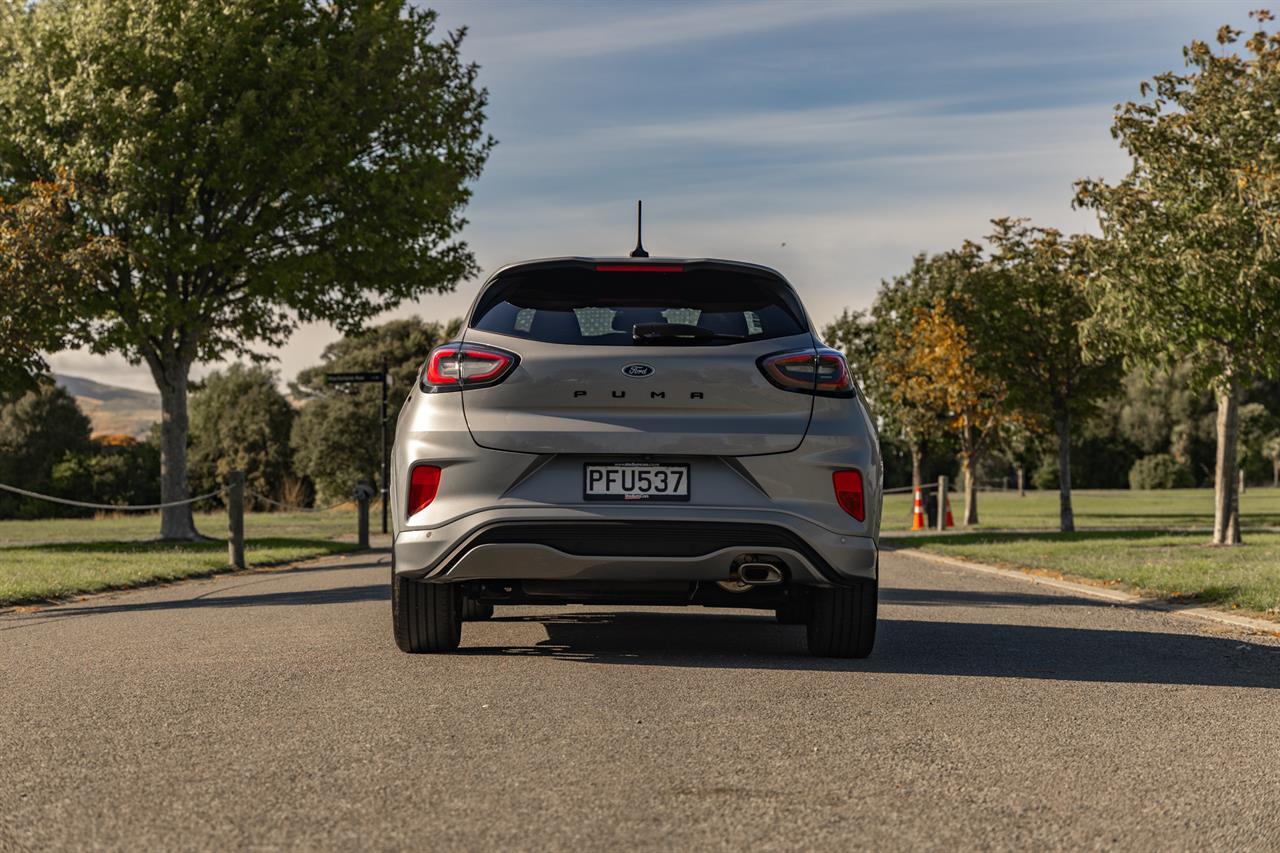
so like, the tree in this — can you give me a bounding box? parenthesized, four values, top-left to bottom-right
(51, 434, 161, 512)
(1075, 11, 1280, 544)
(0, 1, 493, 539)
(292, 317, 460, 503)
(974, 219, 1124, 532)
(0, 175, 116, 394)
(889, 300, 1017, 525)
(864, 249, 981, 491)
(0, 381, 92, 518)
(1264, 434, 1280, 487)
(821, 309, 876, 386)
(188, 365, 296, 510)
(1237, 402, 1277, 485)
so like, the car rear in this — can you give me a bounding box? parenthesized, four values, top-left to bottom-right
(391, 257, 882, 657)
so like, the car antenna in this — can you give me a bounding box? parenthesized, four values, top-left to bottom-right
(629, 200, 649, 258)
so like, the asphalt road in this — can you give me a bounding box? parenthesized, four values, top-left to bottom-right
(2, 548, 1279, 852)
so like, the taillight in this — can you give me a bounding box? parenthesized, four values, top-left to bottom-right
(407, 465, 441, 516)
(833, 469, 865, 521)
(422, 343, 518, 392)
(757, 348, 854, 397)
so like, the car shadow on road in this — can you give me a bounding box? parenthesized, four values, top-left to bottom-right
(467, 608, 1280, 687)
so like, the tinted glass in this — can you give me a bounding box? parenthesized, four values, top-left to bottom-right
(471, 268, 806, 346)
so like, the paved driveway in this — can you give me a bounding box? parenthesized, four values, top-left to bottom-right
(2, 549, 1277, 851)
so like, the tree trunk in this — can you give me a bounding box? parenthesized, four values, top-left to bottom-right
(960, 420, 979, 525)
(1054, 409, 1075, 533)
(962, 454, 978, 526)
(1212, 375, 1242, 546)
(910, 441, 923, 494)
(960, 418, 978, 525)
(1273, 459, 1279, 489)
(147, 355, 200, 541)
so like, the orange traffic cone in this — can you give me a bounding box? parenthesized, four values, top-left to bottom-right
(911, 488, 926, 531)
(943, 492, 955, 529)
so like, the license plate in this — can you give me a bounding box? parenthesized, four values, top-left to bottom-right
(583, 463, 690, 502)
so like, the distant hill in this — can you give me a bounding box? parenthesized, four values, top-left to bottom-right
(55, 374, 160, 438)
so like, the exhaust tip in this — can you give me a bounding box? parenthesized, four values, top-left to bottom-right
(737, 562, 784, 586)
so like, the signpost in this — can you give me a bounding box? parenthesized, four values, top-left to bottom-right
(325, 363, 390, 534)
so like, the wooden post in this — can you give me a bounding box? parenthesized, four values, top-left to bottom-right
(937, 475, 948, 532)
(1017, 465, 1025, 497)
(227, 470, 245, 569)
(380, 360, 389, 535)
(357, 488, 370, 550)
(1239, 468, 1246, 495)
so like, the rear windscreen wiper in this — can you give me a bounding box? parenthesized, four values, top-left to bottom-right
(632, 322, 744, 344)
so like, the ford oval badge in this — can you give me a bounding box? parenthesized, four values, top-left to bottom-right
(621, 363, 655, 378)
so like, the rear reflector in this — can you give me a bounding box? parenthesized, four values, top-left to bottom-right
(408, 465, 442, 517)
(422, 343, 519, 392)
(594, 264, 684, 273)
(833, 469, 865, 521)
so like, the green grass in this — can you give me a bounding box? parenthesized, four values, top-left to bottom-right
(0, 537, 357, 606)
(0, 507, 361, 546)
(0, 509, 365, 606)
(884, 529, 1280, 617)
(882, 488, 1280, 533)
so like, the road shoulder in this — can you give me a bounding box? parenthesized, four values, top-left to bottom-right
(892, 545, 1280, 641)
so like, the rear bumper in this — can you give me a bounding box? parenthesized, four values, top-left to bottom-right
(393, 507, 877, 587)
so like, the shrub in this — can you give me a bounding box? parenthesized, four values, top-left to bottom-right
(1128, 453, 1194, 490)
(1031, 452, 1060, 490)
(51, 435, 160, 510)
(189, 365, 296, 510)
(0, 381, 92, 518)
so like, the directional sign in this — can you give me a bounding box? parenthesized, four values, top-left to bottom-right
(325, 364, 392, 535)
(325, 372, 385, 385)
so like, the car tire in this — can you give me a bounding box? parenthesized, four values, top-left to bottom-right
(392, 566, 461, 653)
(461, 598, 494, 621)
(806, 579, 876, 658)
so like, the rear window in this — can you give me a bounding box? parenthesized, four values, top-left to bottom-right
(471, 268, 807, 346)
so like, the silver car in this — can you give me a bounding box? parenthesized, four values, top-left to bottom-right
(390, 257, 882, 657)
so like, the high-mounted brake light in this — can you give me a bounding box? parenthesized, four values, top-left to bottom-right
(757, 348, 855, 397)
(408, 465, 441, 517)
(833, 469, 865, 521)
(595, 264, 684, 273)
(421, 343, 519, 392)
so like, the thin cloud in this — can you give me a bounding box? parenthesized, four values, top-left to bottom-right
(464, 1, 932, 61)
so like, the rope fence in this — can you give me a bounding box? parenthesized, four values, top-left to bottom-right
(1, 472, 381, 568)
(244, 489, 354, 514)
(0, 482, 225, 511)
(883, 482, 1013, 495)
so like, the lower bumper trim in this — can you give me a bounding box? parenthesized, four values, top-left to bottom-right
(419, 520, 870, 587)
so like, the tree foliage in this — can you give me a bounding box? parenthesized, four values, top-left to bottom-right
(1128, 454, 1195, 490)
(0, 381, 93, 518)
(972, 219, 1124, 530)
(977, 220, 1122, 426)
(188, 365, 296, 510)
(888, 300, 1018, 524)
(1264, 434, 1280, 486)
(0, 0, 493, 537)
(867, 249, 984, 487)
(0, 175, 117, 393)
(1074, 10, 1280, 543)
(51, 434, 161, 512)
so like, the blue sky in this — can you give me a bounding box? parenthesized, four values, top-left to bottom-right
(51, 0, 1259, 390)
